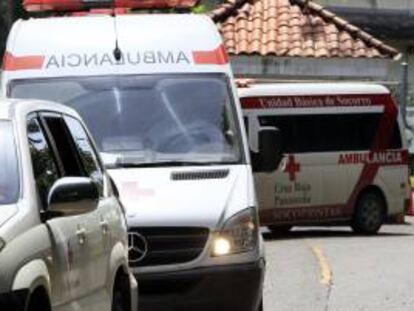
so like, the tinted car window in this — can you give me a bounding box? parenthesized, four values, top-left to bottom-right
(259, 113, 399, 153)
(0, 121, 19, 204)
(64, 116, 103, 192)
(42, 115, 83, 177)
(390, 123, 402, 149)
(27, 117, 60, 207)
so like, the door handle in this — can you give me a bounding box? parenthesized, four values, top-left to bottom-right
(279, 157, 287, 171)
(76, 228, 87, 245)
(100, 219, 109, 235)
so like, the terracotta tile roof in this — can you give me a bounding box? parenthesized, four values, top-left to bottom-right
(209, 0, 399, 59)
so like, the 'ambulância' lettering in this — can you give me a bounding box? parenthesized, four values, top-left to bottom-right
(45, 51, 191, 69)
(338, 152, 403, 165)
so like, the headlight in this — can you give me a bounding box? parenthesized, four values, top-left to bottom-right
(212, 208, 259, 257)
(0, 238, 5, 252)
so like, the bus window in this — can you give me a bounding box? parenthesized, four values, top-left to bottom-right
(259, 113, 395, 154)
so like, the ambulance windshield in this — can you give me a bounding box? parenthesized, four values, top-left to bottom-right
(11, 74, 243, 167)
(0, 121, 19, 204)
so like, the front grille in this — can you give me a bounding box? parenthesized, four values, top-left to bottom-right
(171, 169, 229, 181)
(128, 227, 209, 267)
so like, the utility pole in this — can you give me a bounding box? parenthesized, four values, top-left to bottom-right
(401, 50, 409, 127)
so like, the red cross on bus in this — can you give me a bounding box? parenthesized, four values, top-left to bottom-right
(284, 155, 301, 181)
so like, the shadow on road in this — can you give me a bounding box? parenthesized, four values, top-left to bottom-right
(262, 227, 414, 241)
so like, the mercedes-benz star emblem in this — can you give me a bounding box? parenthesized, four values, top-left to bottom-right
(128, 232, 148, 263)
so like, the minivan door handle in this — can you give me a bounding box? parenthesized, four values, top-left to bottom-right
(279, 156, 287, 171)
(100, 219, 109, 235)
(76, 227, 87, 245)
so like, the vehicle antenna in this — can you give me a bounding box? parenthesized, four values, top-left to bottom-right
(112, 0, 122, 62)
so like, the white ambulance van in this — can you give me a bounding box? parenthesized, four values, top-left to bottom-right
(2, 11, 276, 311)
(240, 83, 409, 235)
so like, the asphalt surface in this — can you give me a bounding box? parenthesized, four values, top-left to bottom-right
(263, 217, 414, 311)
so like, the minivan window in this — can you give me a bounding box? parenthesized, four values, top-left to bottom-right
(259, 113, 402, 153)
(0, 121, 19, 204)
(11, 74, 243, 168)
(27, 117, 60, 208)
(64, 116, 103, 194)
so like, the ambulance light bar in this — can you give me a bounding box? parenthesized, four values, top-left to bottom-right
(24, 0, 199, 12)
(71, 8, 130, 16)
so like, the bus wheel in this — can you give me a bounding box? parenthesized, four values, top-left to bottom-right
(268, 225, 293, 235)
(352, 191, 385, 235)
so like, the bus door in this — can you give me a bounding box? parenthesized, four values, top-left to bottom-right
(255, 114, 324, 224)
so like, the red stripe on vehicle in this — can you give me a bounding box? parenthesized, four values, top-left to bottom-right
(24, 0, 83, 12)
(344, 95, 399, 215)
(24, 0, 197, 11)
(260, 205, 346, 225)
(241, 94, 388, 109)
(193, 45, 229, 65)
(3, 52, 45, 71)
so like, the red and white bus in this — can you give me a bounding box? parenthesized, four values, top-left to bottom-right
(240, 83, 410, 234)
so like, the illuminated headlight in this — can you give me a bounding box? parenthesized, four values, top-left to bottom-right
(0, 238, 5, 252)
(212, 208, 259, 257)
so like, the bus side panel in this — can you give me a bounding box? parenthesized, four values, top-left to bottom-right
(243, 92, 408, 227)
(375, 162, 409, 218)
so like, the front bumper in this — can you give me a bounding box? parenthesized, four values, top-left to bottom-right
(0, 289, 29, 311)
(135, 259, 265, 311)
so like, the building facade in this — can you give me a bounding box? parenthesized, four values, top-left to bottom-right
(316, 0, 414, 105)
(211, 0, 399, 79)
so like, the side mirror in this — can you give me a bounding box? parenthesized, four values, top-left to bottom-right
(47, 177, 99, 217)
(253, 127, 283, 173)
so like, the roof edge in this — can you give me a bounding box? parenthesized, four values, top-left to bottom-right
(290, 0, 400, 59)
(209, 0, 401, 60)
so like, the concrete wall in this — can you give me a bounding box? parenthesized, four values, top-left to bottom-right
(232, 56, 394, 80)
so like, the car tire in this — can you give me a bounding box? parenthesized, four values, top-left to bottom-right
(352, 191, 385, 235)
(112, 273, 131, 311)
(26, 288, 51, 311)
(268, 225, 292, 235)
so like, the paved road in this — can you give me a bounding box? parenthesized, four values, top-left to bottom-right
(263, 217, 414, 311)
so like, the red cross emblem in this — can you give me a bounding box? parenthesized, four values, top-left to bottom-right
(122, 182, 155, 200)
(284, 155, 301, 182)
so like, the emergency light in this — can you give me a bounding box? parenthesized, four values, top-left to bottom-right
(24, 0, 199, 12)
(71, 8, 130, 16)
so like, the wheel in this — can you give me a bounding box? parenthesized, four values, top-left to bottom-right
(352, 191, 385, 235)
(268, 225, 292, 235)
(112, 274, 131, 311)
(26, 288, 51, 311)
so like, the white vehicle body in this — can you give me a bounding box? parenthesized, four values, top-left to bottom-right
(240, 83, 409, 234)
(2, 14, 265, 311)
(0, 99, 136, 311)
